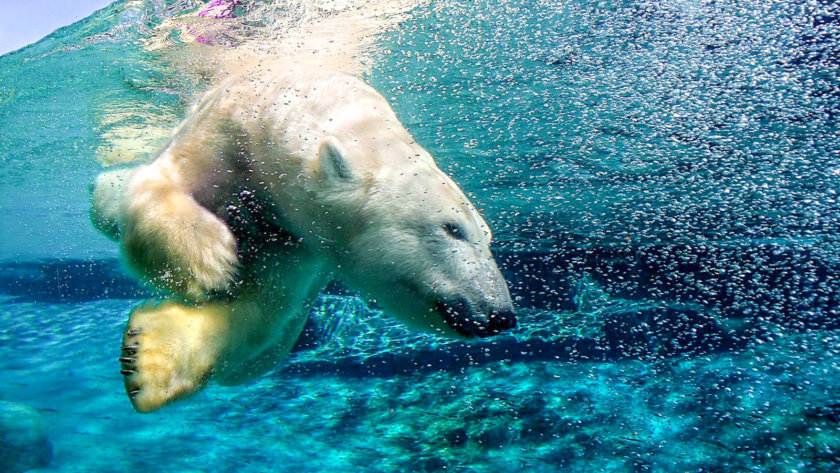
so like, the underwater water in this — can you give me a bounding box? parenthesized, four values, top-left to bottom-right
(1, 0, 840, 471)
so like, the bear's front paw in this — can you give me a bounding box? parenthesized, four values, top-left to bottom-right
(177, 211, 240, 301)
(122, 198, 240, 301)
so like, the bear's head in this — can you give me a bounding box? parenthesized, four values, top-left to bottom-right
(305, 136, 516, 338)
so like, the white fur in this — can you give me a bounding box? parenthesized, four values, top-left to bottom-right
(93, 64, 513, 412)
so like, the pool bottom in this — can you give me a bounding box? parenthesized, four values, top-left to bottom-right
(0, 298, 838, 472)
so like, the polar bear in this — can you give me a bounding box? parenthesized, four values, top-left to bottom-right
(91, 64, 516, 413)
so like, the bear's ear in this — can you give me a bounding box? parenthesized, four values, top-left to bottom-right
(318, 136, 354, 182)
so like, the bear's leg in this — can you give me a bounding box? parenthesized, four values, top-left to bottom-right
(119, 300, 231, 413)
(119, 243, 328, 413)
(120, 165, 239, 301)
(90, 168, 136, 241)
(211, 244, 330, 386)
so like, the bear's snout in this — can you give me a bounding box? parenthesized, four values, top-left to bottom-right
(435, 299, 517, 338)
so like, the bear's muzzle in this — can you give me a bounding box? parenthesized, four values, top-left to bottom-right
(435, 299, 517, 338)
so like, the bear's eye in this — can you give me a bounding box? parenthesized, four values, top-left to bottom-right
(442, 222, 468, 241)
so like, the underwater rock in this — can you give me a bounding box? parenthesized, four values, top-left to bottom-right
(500, 241, 840, 330)
(0, 259, 149, 303)
(600, 306, 737, 358)
(0, 401, 52, 473)
(805, 403, 840, 423)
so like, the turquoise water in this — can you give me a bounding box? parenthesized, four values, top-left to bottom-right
(1, 0, 840, 471)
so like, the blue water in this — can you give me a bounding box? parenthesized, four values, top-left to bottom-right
(2, 0, 840, 471)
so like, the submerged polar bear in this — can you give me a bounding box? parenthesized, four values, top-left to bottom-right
(91, 65, 516, 412)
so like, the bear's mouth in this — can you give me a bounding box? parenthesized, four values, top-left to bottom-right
(434, 299, 517, 338)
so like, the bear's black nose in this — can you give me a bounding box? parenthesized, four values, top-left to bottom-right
(435, 300, 517, 338)
(487, 307, 517, 335)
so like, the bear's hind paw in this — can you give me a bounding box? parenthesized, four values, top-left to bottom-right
(120, 301, 226, 413)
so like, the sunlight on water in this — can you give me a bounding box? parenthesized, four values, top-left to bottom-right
(1, 0, 839, 471)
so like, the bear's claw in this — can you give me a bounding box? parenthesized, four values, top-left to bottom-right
(121, 334, 140, 376)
